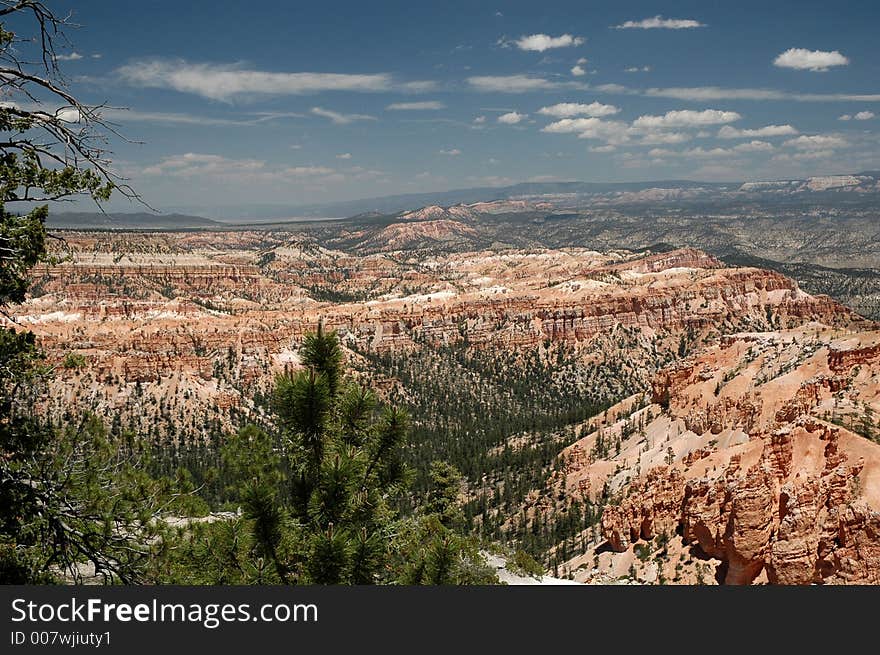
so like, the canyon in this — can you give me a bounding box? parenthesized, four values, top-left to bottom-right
(8, 228, 880, 584)
(547, 325, 880, 584)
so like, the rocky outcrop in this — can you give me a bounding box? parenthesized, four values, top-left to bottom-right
(601, 424, 880, 584)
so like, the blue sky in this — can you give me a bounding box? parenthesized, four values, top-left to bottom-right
(34, 0, 880, 214)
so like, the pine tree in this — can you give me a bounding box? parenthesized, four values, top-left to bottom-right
(170, 327, 498, 585)
(0, 3, 167, 584)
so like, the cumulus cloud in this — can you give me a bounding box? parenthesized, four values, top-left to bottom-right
(571, 56, 589, 76)
(542, 108, 751, 147)
(541, 117, 632, 144)
(311, 107, 377, 124)
(117, 59, 409, 101)
(537, 102, 620, 118)
(473, 115, 487, 124)
(773, 48, 849, 72)
(784, 134, 848, 150)
(513, 33, 584, 52)
(632, 109, 741, 129)
(336, 153, 352, 159)
(55, 52, 84, 61)
(614, 16, 704, 29)
(625, 66, 651, 73)
(717, 124, 798, 138)
(589, 144, 616, 153)
(542, 116, 695, 146)
(732, 140, 775, 153)
(386, 101, 445, 110)
(438, 148, 461, 156)
(467, 74, 587, 92)
(498, 111, 526, 124)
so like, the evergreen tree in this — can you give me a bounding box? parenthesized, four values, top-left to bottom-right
(0, 2, 167, 584)
(166, 328, 497, 585)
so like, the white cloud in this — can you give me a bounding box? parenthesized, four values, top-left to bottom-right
(732, 140, 775, 153)
(541, 117, 632, 144)
(649, 142, 773, 158)
(717, 124, 798, 138)
(638, 131, 691, 145)
(571, 53, 589, 75)
(645, 86, 880, 102)
(53, 108, 81, 123)
(540, 108, 781, 150)
(56, 52, 84, 61)
(856, 111, 875, 120)
(467, 74, 586, 92)
(589, 145, 616, 153)
(399, 80, 438, 92)
(632, 109, 741, 129)
(542, 115, 695, 146)
(117, 59, 401, 101)
(513, 34, 585, 52)
(614, 16, 705, 29)
(143, 153, 267, 178)
(107, 108, 304, 127)
(773, 48, 849, 72)
(311, 107, 376, 125)
(625, 66, 651, 73)
(784, 134, 848, 150)
(473, 115, 487, 124)
(386, 101, 445, 110)
(141, 153, 354, 189)
(336, 153, 352, 159)
(537, 102, 620, 118)
(498, 111, 525, 124)
(438, 148, 461, 156)
(290, 144, 302, 149)
(594, 83, 630, 94)
(1, 101, 296, 128)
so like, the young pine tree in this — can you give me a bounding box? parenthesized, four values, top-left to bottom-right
(169, 327, 498, 585)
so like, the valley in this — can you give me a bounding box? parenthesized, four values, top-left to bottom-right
(9, 223, 880, 584)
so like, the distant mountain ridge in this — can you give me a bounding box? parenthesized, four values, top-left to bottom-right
(242, 171, 880, 218)
(50, 171, 880, 226)
(46, 212, 222, 230)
